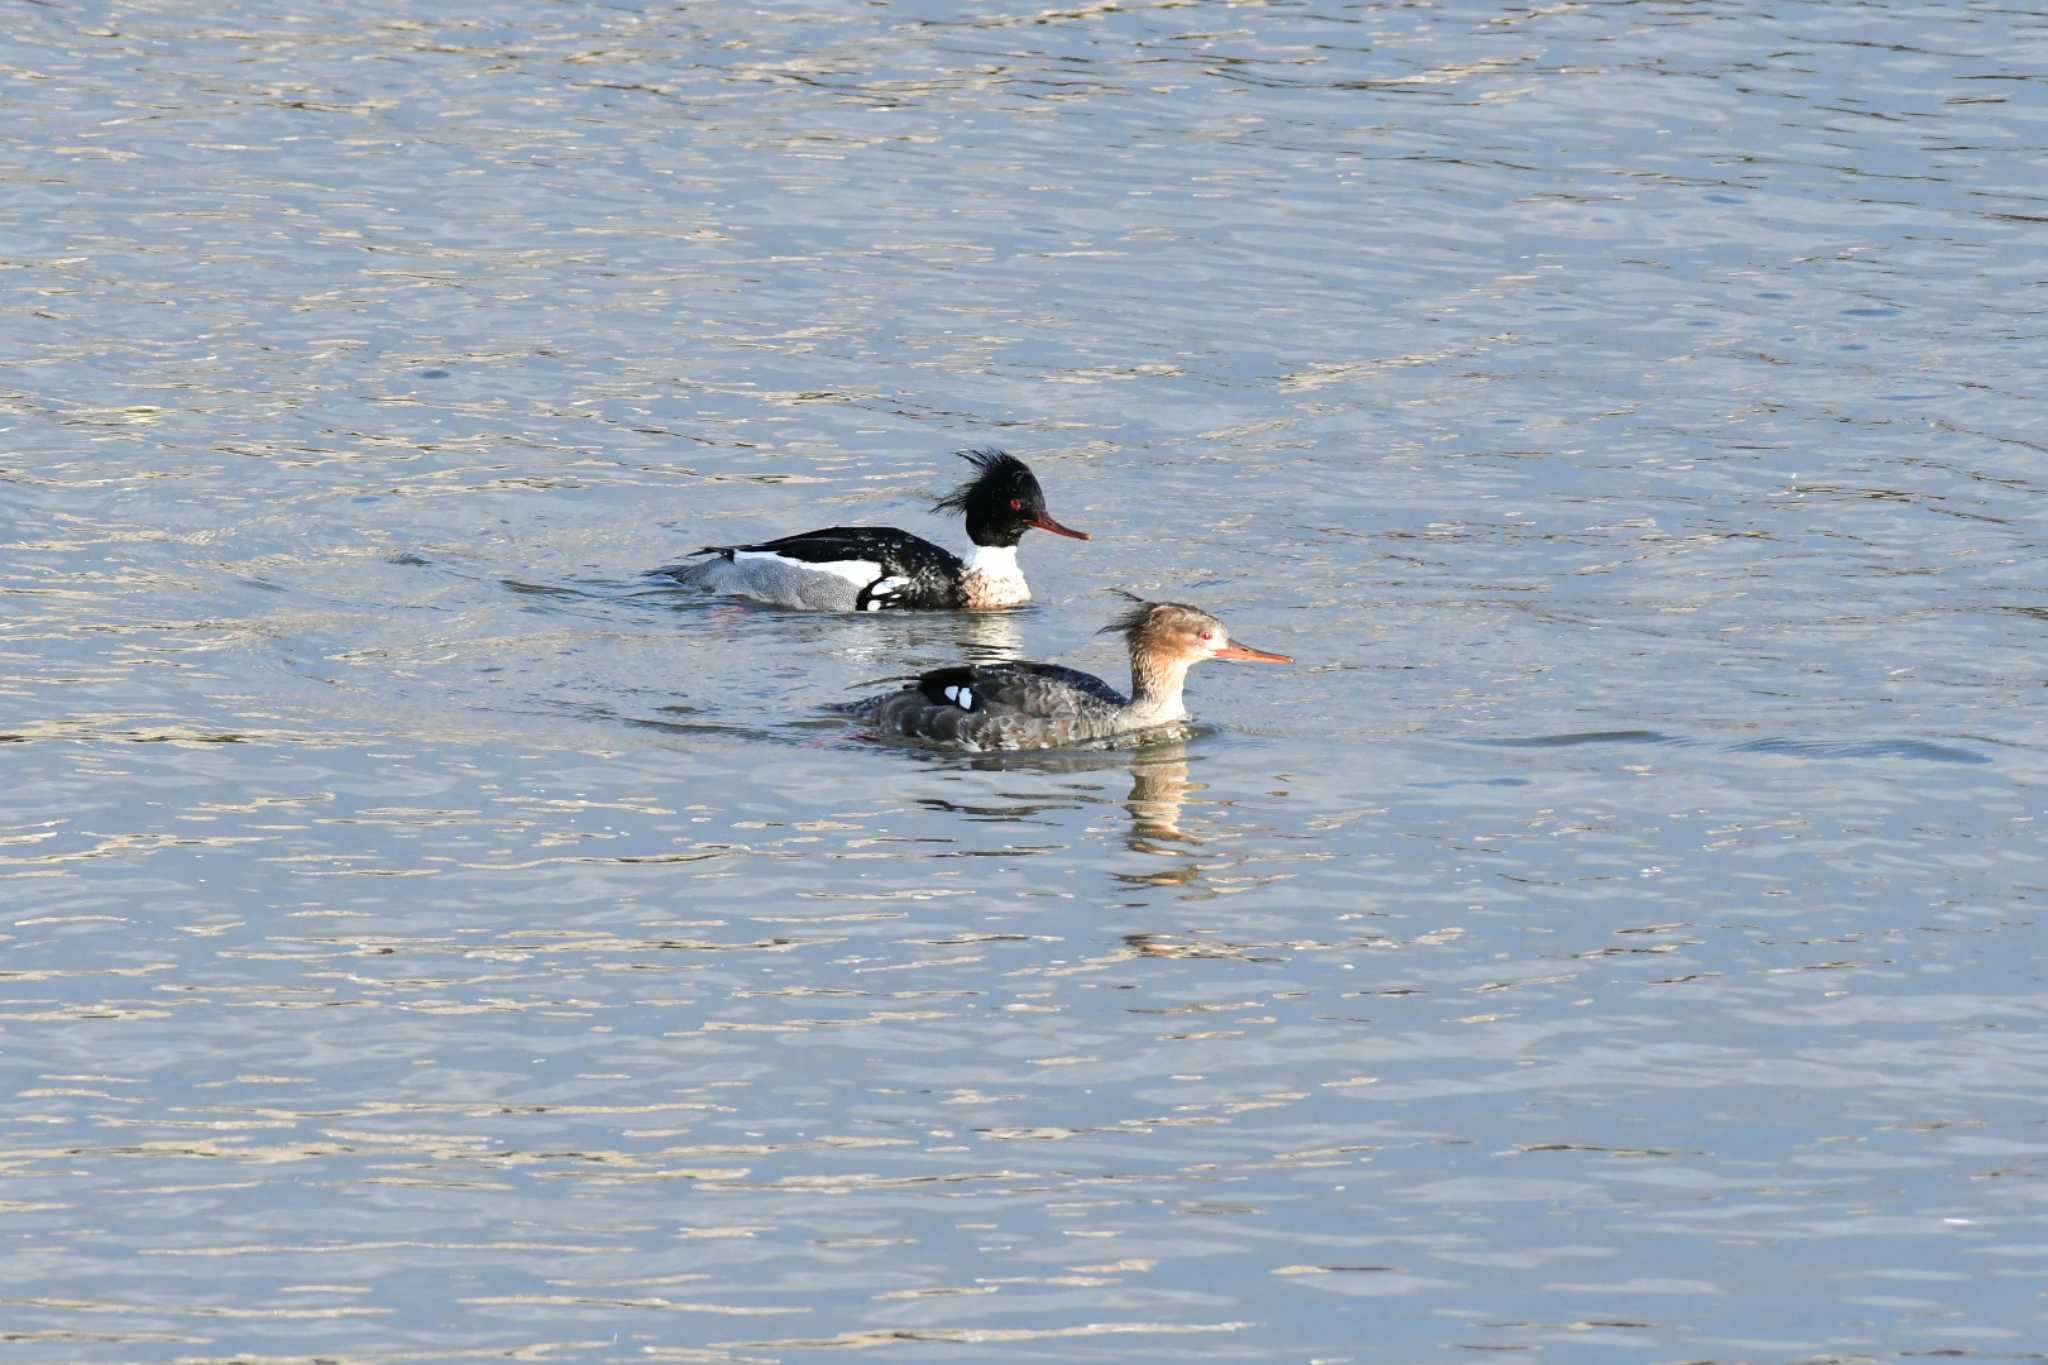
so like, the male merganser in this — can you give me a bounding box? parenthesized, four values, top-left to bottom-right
(851, 598, 1292, 750)
(659, 449, 1088, 611)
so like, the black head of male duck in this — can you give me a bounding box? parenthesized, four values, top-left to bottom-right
(661, 447, 1089, 611)
(933, 447, 1090, 550)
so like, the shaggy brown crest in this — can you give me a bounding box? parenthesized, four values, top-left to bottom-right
(1098, 596, 1222, 650)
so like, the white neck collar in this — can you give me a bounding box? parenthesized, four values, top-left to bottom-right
(964, 543, 1022, 578)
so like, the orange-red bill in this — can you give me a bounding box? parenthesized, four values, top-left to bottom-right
(1027, 514, 1090, 541)
(1216, 642, 1292, 664)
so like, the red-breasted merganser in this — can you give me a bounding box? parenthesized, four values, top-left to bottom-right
(659, 449, 1088, 611)
(852, 598, 1292, 750)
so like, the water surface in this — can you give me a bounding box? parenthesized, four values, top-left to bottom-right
(3, 0, 2045, 1360)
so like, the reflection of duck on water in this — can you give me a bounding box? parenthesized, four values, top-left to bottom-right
(1114, 737, 1213, 888)
(950, 607, 1025, 665)
(977, 739, 1205, 869)
(1123, 932, 1285, 962)
(910, 734, 1199, 845)
(1125, 739, 1193, 844)
(921, 735, 1193, 824)
(909, 737, 1253, 895)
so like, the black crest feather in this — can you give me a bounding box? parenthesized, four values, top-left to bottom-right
(933, 447, 1031, 515)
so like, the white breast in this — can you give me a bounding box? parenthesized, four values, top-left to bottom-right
(959, 544, 1028, 608)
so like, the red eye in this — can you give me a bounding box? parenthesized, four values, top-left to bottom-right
(1200, 630, 1214, 641)
(1009, 498, 1022, 511)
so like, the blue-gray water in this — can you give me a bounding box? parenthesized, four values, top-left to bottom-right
(3, 1, 2045, 1361)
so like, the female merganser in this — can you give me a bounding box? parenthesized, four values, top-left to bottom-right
(852, 597, 1292, 751)
(660, 449, 1088, 611)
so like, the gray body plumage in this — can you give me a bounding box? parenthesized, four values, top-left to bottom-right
(854, 662, 1185, 751)
(846, 599, 1292, 753)
(668, 553, 868, 611)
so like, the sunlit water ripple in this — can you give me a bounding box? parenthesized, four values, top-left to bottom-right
(2, 0, 2044, 1360)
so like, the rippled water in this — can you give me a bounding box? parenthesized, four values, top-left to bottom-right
(4, 1, 2045, 1360)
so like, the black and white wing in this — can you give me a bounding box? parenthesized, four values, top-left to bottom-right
(913, 661, 1127, 716)
(853, 659, 1134, 748)
(681, 526, 966, 611)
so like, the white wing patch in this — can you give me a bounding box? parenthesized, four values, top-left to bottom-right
(863, 576, 909, 612)
(733, 551, 881, 589)
(942, 685, 975, 711)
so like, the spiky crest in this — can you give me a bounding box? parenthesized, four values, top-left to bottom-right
(932, 447, 1031, 516)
